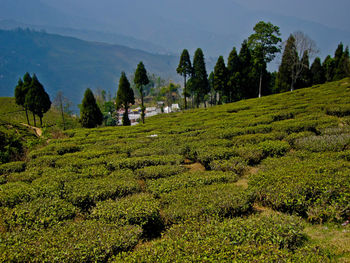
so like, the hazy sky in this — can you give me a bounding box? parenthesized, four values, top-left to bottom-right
(232, 0, 350, 32)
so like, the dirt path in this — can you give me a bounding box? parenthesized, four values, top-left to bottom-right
(21, 123, 43, 137)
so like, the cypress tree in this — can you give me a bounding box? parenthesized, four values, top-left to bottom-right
(30, 74, 51, 127)
(310, 57, 325, 85)
(208, 71, 215, 106)
(134, 61, 149, 124)
(227, 47, 241, 102)
(213, 56, 228, 104)
(177, 49, 192, 109)
(116, 72, 135, 126)
(192, 48, 209, 108)
(238, 40, 255, 98)
(22, 73, 33, 125)
(323, 55, 335, 82)
(80, 88, 103, 128)
(275, 35, 297, 93)
(297, 51, 312, 89)
(14, 78, 30, 125)
(334, 46, 350, 80)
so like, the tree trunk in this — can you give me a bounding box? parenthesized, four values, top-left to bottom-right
(140, 87, 145, 124)
(25, 107, 30, 125)
(59, 98, 66, 130)
(33, 112, 36, 127)
(184, 75, 187, 110)
(258, 70, 263, 98)
(40, 116, 43, 128)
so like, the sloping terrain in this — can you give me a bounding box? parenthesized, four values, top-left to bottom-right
(0, 79, 350, 261)
(0, 29, 179, 107)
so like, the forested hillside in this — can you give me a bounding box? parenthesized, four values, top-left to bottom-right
(0, 29, 179, 107)
(0, 79, 349, 261)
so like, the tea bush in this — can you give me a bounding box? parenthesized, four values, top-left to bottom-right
(91, 193, 163, 238)
(209, 156, 248, 175)
(135, 164, 186, 179)
(147, 171, 237, 196)
(160, 183, 254, 224)
(115, 214, 329, 262)
(0, 220, 142, 262)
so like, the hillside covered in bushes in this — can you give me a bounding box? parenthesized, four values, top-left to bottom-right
(0, 79, 350, 262)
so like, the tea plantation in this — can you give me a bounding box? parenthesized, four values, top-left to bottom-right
(1, 79, 350, 262)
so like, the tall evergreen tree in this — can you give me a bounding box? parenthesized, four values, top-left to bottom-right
(310, 57, 325, 85)
(177, 49, 192, 109)
(296, 51, 311, 89)
(275, 35, 297, 93)
(29, 74, 51, 127)
(323, 55, 335, 82)
(333, 42, 344, 74)
(248, 21, 282, 97)
(227, 47, 241, 102)
(134, 61, 149, 124)
(238, 40, 255, 98)
(208, 71, 215, 106)
(14, 78, 30, 125)
(116, 72, 135, 126)
(213, 56, 228, 104)
(192, 48, 209, 107)
(334, 46, 350, 80)
(80, 88, 103, 128)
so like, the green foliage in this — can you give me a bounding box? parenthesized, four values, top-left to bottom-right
(213, 56, 228, 103)
(250, 153, 350, 223)
(134, 61, 150, 123)
(161, 183, 253, 224)
(258, 140, 290, 157)
(115, 214, 328, 263)
(80, 88, 103, 128)
(177, 49, 192, 109)
(91, 193, 163, 238)
(135, 164, 186, 179)
(191, 48, 209, 107)
(2, 198, 77, 230)
(0, 220, 142, 262)
(210, 157, 248, 175)
(116, 72, 135, 126)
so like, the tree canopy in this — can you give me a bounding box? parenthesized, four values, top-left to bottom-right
(134, 61, 149, 123)
(80, 88, 103, 128)
(116, 72, 135, 126)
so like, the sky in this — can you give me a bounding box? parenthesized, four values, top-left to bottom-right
(232, 0, 350, 32)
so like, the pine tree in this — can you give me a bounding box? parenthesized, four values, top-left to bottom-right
(238, 40, 255, 98)
(80, 88, 103, 128)
(213, 56, 228, 104)
(296, 51, 311, 89)
(14, 78, 31, 125)
(208, 72, 215, 105)
(116, 72, 135, 126)
(30, 74, 51, 127)
(334, 46, 350, 80)
(134, 61, 149, 124)
(227, 47, 241, 102)
(275, 35, 297, 93)
(323, 55, 335, 82)
(177, 49, 192, 109)
(310, 57, 325, 85)
(192, 48, 209, 108)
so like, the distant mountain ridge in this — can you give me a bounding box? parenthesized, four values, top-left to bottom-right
(0, 29, 179, 109)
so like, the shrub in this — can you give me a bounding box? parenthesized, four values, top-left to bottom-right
(147, 171, 237, 196)
(326, 104, 350, 117)
(64, 172, 141, 211)
(115, 214, 327, 263)
(3, 198, 77, 230)
(0, 182, 36, 208)
(0, 220, 142, 262)
(258, 140, 290, 157)
(135, 165, 186, 179)
(234, 145, 264, 165)
(0, 161, 26, 175)
(160, 183, 254, 224)
(91, 193, 163, 238)
(209, 157, 248, 175)
(295, 134, 350, 152)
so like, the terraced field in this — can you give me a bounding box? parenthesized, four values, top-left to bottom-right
(1, 79, 350, 262)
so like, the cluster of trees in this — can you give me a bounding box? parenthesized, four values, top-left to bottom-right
(276, 36, 350, 93)
(15, 73, 51, 127)
(177, 21, 282, 107)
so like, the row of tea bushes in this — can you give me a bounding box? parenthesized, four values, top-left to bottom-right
(250, 152, 350, 223)
(114, 214, 330, 262)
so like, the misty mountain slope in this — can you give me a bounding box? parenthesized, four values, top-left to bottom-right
(0, 29, 179, 107)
